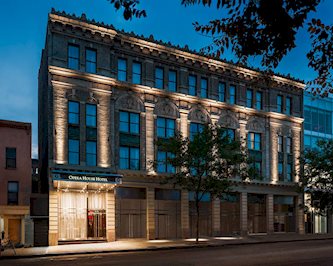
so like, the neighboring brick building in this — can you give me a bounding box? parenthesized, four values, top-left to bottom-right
(39, 10, 305, 246)
(0, 120, 32, 246)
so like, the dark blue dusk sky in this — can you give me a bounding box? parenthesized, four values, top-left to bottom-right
(0, 0, 332, 158)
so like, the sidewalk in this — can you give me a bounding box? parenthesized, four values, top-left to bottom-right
(2, 233, 333, 259)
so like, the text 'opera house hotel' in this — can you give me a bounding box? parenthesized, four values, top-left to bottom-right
(39, 10, 305, 246)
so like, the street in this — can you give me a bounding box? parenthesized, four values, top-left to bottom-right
(2, 239, 333, 266)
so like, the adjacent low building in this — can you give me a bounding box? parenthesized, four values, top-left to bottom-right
(39, 10, 305, 246)
(0, 119, 32, 246)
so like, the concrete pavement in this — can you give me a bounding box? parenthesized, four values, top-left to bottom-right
(1, 233, 333, 259)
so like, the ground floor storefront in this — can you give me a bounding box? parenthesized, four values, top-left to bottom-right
(47, 173, 305, 245)
(0, 205, 32, 246)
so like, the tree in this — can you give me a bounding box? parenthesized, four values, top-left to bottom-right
(108, 0, 333, 96)
(300, 139, 333, 215)
(154, 124, 250, 242)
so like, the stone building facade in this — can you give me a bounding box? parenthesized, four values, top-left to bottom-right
(39, 10, 305, 246)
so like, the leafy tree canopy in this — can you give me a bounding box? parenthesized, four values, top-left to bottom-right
(154, 124, 251, 242)
(109, 0, 333, 96)
(300, 139, 333, 215)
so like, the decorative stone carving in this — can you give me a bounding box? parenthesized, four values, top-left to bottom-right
(154, 99, 180, 118)
(87, 92, 99, 104)
(115, 93, 145, 112)
(188, 106, 210, 123)
(218, 114, 239, 129)
(246, 116, 265, 132)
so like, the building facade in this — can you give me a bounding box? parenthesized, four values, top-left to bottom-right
(304, 92, 333, 233)
(0, 120, 32, 246)
(39, 10, 305, 246)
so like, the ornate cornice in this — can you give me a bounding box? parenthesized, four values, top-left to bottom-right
(48, 9, 305, 91)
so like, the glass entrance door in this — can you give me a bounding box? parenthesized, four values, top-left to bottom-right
(59, 191, 106, 241)
(87, 210, 106, 238)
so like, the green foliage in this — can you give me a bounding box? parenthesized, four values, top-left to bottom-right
(155, 124, 249, 197)
(300, 139, 333, 215)
(153, 124, 249, 242)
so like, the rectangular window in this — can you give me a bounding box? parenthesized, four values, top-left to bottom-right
(86, 104, 97, 127)
(278, 136, 283, 153)
(246, 89, 253, 108)
(286, 137, 292, 154)
(68, 101, 80, 125)
(247, 132, 261, 151)
(278, 162, 284, 181)
(286, 97, 292, 115)
(189, 75, 197, 96)
(201, 78, 208, 98)
(155, 67, 164, 89)
(68, 44, 79, 70)
(168, 70, 177, 92)
(6, 147, 16, 169)
(218, 82, 226, 102)
(277, 95, 283, 113)
(68, 139, 79, 165)
(132, 62, 141, 84)
(157, 151, 175, 173)
(86, 48, 96, 73)
(287, 163, 293, 182)
(8, 181, 19, 205)
(190, 122, 204, 140)
(119, 111, 140, 134)
(118, 58, 127, 81)
(256, 91, 263, 110)
(157, 117, 175, 138)
(221, 128, 235, 142)
(119, 146, 140, 170)
(86, 141, 97, 166)
(229, 85, 236, 104)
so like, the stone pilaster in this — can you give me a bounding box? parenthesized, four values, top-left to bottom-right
(106, 190, 116, 241)
(145, 103, 155, 173)
(146, 187, 155, 240)
(179, 110, 189, 138)
(297, 195, 305, 234)
(292, 128, 302, 183)
(240, 192, 248, 236)
(270, 123, 278, 183)
(267, 194, 274, 233)
(212, 198, 221, 236)
(181, 190, 190, 238)
(49, 190, 58, 246)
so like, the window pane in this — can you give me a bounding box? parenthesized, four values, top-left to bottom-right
(155, 67, 164, 89)
(189, 75, 196, 96)
(229, 85, 236, 104)
(68, 139, 79, 165)
(286, 97, 291, 115)
(86, 104, 97, 127)
(256, 91, 263, 110)
(219, 82, 225, 102)
(118, 58, 127, 81)
(86, 49, 96, 73)
(68, 101, 79, 124)
(246, 89, 253, 108)
(68, 45, 79, 70)
(130, 113, 140, 134)
(157, 151, 166, 173)
(168, 70, 176, 91)
(130, 147, 140, 170)
(119, 111, 129, 132)
(277, 96, 283, 113)
(132, 62, 141, 84)
(201, 78, 208, 98)
(8, 182, 18, 192)
(119, 147, 129, 169)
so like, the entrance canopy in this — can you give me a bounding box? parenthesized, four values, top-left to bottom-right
(51, 169, 122, 191)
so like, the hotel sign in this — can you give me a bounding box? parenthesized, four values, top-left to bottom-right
(52, 171, 122, 184)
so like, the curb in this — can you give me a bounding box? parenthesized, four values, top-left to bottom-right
(2, 236, 333, 260)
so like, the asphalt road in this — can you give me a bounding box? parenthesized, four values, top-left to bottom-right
(2, 239, 333, 266)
